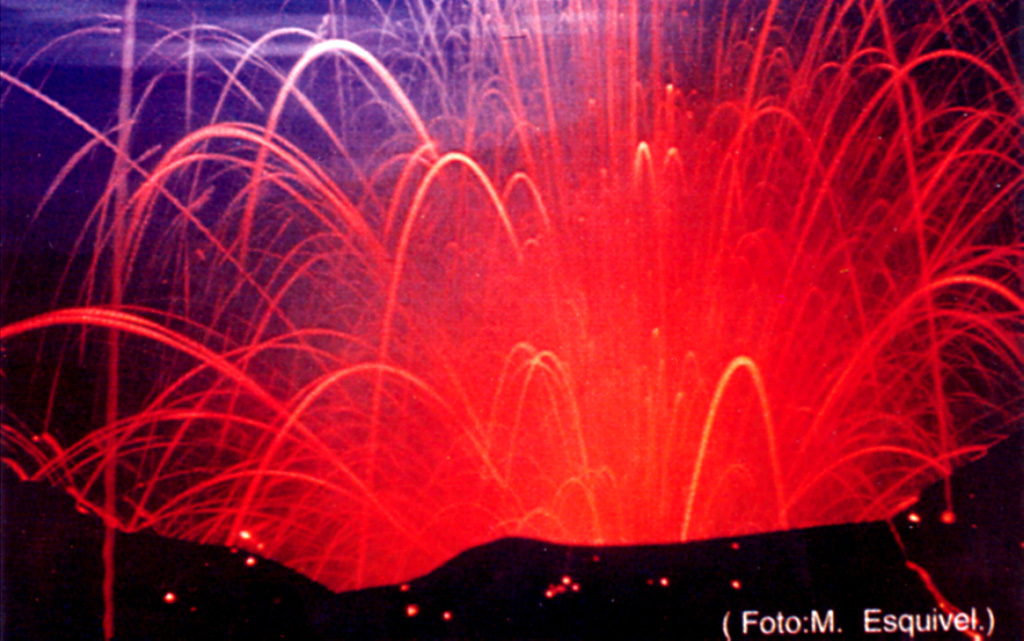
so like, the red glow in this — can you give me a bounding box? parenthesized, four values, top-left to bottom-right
(163, 592, 176, 604)
(1, 0, 1020, 594)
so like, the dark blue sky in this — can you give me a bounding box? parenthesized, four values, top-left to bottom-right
(1, 0, 386, 68)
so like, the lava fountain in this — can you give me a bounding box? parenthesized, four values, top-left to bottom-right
(2, 0, 1021, 595)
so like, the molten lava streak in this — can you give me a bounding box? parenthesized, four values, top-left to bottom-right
(1, 0, 1021, 592)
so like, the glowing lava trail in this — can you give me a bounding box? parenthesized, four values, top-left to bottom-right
(1, 0, 1021, 593)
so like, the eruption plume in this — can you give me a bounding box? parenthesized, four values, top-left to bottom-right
(2, 0, 1021, 595)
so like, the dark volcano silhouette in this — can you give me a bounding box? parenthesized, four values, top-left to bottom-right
(3, 431, 1020, 639)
